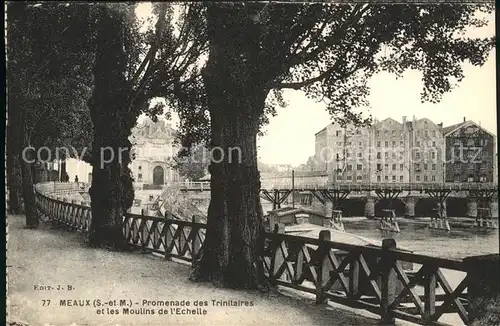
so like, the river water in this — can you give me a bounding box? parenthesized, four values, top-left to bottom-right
(261, 202, 498, 260)
(343, 218, 499, 260)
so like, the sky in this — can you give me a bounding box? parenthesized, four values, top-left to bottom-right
(136, 4, 496, 167)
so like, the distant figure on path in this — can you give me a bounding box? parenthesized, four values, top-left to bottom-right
(75, 175, 79, 183)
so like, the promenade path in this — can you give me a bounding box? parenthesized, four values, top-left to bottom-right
(7, 215, 413, 326)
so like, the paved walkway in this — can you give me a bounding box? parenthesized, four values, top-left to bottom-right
(7, 215, 403, 326)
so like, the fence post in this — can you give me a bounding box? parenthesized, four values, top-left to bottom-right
(191, 216, 201, 267)
(380, 238, 397, 325)
(316, 229, 331, 304)
(71, 200, 78, 230)
(349, 251, 360, 300)
(164, 219, 173, 261)
(270, 223, 285, 286)
(464, 254, 500, 324)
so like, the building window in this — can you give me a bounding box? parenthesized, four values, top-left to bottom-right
(467, 139, 475, 146)
(385, 176, 389, 181)
(400, 176, 404, 182)
(400, 164, 404, 171)
(481, 139, 488, 146)
(377, 141, 381, 147)
(384, 164, 389, 170)
(392, 164, 396, 171)
(385, 141, 389, 148)
(432, 164, 436, 170)
(415, 163, 421, 171)
(392, 131, 396, 136)
(392, 152, 396, 159)
(416, 152, 421, 159)
(376, 131, 380, 137)
(400, 152, 404, 159)
(431, 152, 436, 159)
(138, 173, 143, 182)
(454, 174, 460, 182)
(416, 141, 421, 147)
(336, 141, 343, 146)
(416, 175, 421, 181)
(346, 175, 352, 181)
(337, 175, 343, 181)
(432, 175, 436, 181)
(357, 164, 362, 171)
(336, 130, 342, 136)
(480, 175, 487, 182)
(424, 163, 428, 170)
(138, 166, 142, 170)
(400, 141, 404, 146)
(432, 141, 436, 147)
(392, 175, 396, 181)
(358, 141, 362, 146)
(454, 139, 462, 146)
(377, 175, 381, 182)
(357, 152, 362, 158)
(336, 153, 341, 160)
(467, 175, 474, 182)
(356, 129, 362, 135)
(347, 164, 352, 171)
(385, 131, 389, 136)
(385, 152, 389, 159)
(424, 175, 428, 181)
(455, 162, 462, 169)
(346, 142, 352, 146)
(346, 152, 352, 158)
(392, 141, 396, 147)
(377, 152, 381, 159)
(425, 131, 428, 137)
(481, 161, 487, 169)
(432, 130, 436, 136)
(356, 175, 363, 181)
(377, 164, 382, 171)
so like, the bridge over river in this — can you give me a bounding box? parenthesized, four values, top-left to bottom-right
(176, 181, 498, 229)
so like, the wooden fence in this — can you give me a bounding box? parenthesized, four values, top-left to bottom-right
(34, 183, 486, 326)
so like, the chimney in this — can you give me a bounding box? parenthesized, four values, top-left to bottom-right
(463, 117, 466, 122)
(402, 116, 407, 124)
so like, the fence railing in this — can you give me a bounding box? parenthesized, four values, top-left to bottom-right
(34, 182, 492, 326)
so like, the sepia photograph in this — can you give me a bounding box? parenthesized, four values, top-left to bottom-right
(5, 1, 498, 325)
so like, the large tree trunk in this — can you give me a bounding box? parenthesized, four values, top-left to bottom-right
(20, 131, 38, 228)
(191, 4, 268, 289)
(87, 7, 133, 250)
(6, 103, 23, 214)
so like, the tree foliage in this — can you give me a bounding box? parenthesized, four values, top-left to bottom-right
(174, 4, 494, 150)
(6, 2, 95, 224)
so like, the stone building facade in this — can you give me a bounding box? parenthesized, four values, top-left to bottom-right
(314, 116, 446, 184)
(129, 118, 180, 186)
(314, 123, 372, 183)
(443, 119, 496, 182)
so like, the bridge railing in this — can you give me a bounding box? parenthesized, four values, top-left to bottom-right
(33, 181, 492, 326)
(170, 180, 498, 192)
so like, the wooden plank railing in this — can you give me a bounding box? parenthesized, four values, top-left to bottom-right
(34, 181, 486, 326)
(261, 225, 470, 325)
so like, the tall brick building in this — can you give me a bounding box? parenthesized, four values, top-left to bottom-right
(443, 119, 496, 182)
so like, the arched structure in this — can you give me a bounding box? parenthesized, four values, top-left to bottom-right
(153, 166, 164, 185)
